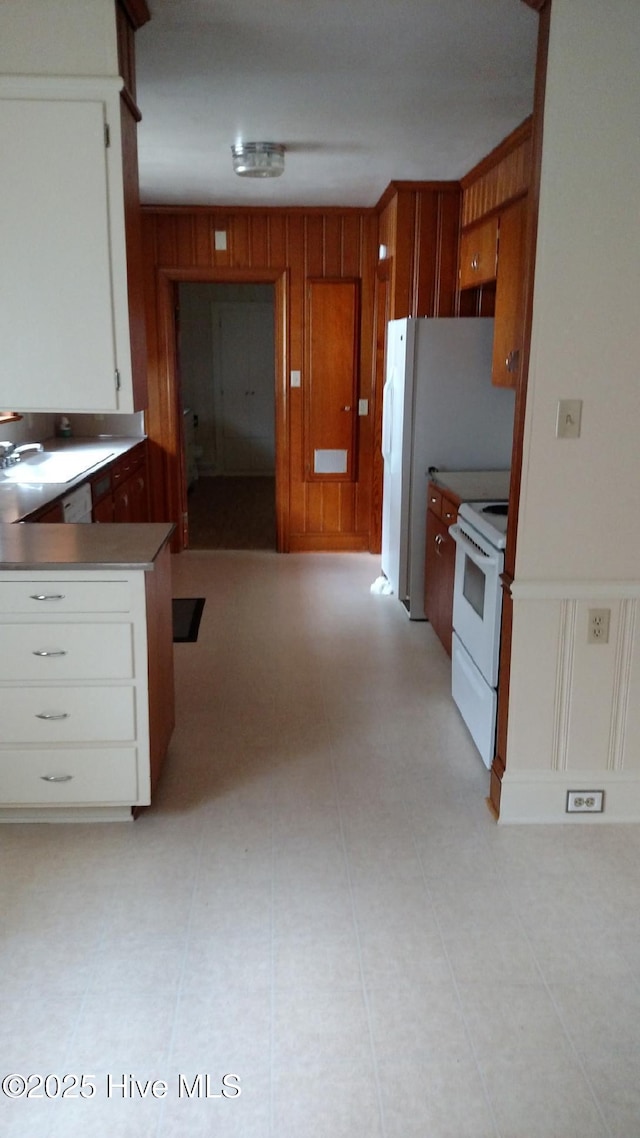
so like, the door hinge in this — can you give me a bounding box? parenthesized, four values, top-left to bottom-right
(104, 123, 111, 148)
(115, 368, 121, 391)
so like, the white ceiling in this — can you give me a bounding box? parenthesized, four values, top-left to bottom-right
(135, 0, 539, 209)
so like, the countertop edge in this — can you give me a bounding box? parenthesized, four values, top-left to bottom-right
(0, 522, 175, 571)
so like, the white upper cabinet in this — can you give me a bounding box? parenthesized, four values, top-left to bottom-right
(0, 76, 139, 412)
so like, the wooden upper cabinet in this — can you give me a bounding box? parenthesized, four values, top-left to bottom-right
(492, 197, 527, 389)
(459, 216, 499, 288)
(116, 0, 150, 109)
(305, 279, 359, 482)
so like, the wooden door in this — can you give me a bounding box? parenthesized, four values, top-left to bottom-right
(305, 279, 359, 481)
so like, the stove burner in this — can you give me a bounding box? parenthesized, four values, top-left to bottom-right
(482, 503, 508, 516)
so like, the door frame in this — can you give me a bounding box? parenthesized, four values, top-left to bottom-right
(155, 266, 289, 552)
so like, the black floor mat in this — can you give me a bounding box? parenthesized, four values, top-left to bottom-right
(172, 597, 206, 642)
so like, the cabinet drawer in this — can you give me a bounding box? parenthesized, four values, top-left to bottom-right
(0, 624, 134, 681)
(441, 496, 458, 526)
(111, 444, 145, 486)
(0, 581, 131, 614)
(427, 487, 442, 518)
(0, 747, 139, 805)
(0, 687, 136, 743)
(427, 486, 458, 525)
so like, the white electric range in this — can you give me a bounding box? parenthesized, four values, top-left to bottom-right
(450, 500, 508, 768)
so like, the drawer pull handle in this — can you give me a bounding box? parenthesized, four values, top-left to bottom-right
(40, 774, 73, 783)
(35, 712, 70, 721)
(30, 594, 65, 602)
(32, 650, 67, 658)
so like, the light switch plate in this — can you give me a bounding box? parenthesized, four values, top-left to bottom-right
(290, 370, 301, 388)
(358, 399, 368, 416)
(214, 230, 227, 251)
(556, 399, 582, 438)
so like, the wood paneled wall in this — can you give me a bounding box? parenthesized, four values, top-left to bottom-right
(141, 207, 379, 552)
(460, 118, 532, 227)
(376, 182, 461, 318)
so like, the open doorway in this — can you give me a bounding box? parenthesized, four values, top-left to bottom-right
(178, 282, 277, 549)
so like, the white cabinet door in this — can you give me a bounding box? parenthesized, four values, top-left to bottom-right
(213, 301, 276, 474)
(0, 79, 133, 412)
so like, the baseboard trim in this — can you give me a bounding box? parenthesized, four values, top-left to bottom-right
(0, 806, 135, 824)
(288, 534, 370, 552)
(499, 769, 640, 824)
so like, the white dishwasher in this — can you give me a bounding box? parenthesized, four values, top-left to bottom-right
(61, 482, 93, 523)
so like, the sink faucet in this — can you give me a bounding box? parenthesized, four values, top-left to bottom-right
(0, 441, 44, 469)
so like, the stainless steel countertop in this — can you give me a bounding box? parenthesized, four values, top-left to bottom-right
(0, 522, 175, 571)
(429, 469, 511, 502)
(0, 437, 145, 525)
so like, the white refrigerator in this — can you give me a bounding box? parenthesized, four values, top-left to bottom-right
(381, 317, 515, 619)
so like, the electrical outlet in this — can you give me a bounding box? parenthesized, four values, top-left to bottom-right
(588, 608, 610, 644)
(566, 790, 604, 813)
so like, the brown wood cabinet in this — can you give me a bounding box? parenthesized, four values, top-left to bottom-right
(492, 197, 527, 389)
(29, 500, 64, 523)
(459, 216, 499, 289)
(459, 198, 527, 391)
(424, 483, 459, 656)
(93, 441, 149, 524)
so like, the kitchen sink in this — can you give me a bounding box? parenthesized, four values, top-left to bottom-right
(0, 449, 114, 485)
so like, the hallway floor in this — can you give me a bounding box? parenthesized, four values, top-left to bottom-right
(2, 552, 640, 1138)
(187, 476, 276, 550)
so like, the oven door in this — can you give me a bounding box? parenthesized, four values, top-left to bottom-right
(450, 520, 504, 687)
(451, 632, 497, 769)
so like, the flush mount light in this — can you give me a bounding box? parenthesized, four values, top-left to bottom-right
(231, 142, 285, 178)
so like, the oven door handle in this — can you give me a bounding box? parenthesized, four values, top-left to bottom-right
(449, 524, 501, 568)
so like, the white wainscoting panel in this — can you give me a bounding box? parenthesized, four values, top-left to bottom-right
(502, 586, 640, 823)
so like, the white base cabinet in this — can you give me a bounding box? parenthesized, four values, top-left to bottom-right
(0, 537, 174, 821)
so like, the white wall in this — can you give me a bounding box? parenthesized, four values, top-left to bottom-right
(178, 285, 217, 474)
(0, 0, 118, 77)
(178, 283, 275, 477)
(0, 414, 56, 447)
(502, 0, 640, 822)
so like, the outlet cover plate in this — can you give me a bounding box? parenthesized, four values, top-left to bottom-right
(566, 790, 605, 813)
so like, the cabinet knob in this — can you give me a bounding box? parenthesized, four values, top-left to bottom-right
(505, 349, 520, 374)
(342, 405, 351, 412)
(471, 255, 479, 271)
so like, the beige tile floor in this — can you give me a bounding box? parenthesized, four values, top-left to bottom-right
(2, 550, 640, 1137)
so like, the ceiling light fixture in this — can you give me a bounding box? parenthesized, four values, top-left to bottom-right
(231, 142, 285, 179)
